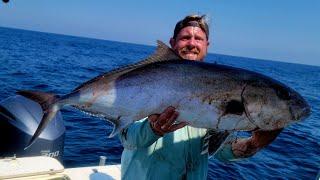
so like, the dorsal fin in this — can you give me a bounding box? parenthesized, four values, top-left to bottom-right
(148, 40, 182, 63)
(107, 40, 181, 72)
(74, 40, 181, 91)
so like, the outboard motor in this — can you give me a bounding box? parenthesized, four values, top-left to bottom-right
(0, 95, 65, 161)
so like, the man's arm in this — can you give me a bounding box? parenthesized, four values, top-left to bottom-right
(119, 118, 160, 150)
(214, 129, 283, 161)
(119, 107, 187, 149)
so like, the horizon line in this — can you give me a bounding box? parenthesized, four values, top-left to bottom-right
(0, 25, 318, 68)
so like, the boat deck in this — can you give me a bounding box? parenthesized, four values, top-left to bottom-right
(0, 156, 121, 180)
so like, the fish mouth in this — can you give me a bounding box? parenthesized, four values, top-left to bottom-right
(302, 107, 311, 119)
(289, 92, 311, 121)
(292, 105, 311, 121)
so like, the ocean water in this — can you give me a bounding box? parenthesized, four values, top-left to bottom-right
(0, 27, 319, 179)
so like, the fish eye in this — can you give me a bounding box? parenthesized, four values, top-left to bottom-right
(224, 100, 245, 115)
(276, 87, 291, 100)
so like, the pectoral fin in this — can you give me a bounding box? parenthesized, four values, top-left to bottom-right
(201, 130, 230, 156)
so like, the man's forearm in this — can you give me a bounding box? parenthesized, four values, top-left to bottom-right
(214, 129, 283, 161)
(119, 118, 160, 149)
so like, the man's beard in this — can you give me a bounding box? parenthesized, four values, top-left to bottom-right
(180, 47, 200, 60)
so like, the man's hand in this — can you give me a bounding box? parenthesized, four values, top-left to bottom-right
(148, 106, 188, 136)
(231, 128, 283, 158)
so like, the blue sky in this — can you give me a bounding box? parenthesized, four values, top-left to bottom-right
(0, 0, 319, 66)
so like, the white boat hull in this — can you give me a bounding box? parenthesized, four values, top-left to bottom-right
(0, 156, 120, 180)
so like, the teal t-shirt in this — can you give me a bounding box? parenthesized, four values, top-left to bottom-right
(119, 118, 236, 180)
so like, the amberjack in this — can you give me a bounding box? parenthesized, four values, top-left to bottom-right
(18, 41, 311, 149)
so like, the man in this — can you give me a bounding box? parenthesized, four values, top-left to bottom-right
(120, 15, 281, 180)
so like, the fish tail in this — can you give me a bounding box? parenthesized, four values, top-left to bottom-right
(17, 90, 61, 150)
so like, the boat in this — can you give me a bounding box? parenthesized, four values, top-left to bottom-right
(0, 95, 121, 179)
(0, 156, 121, 180)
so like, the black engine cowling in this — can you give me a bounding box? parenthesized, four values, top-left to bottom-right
(0, 95, 65, 161)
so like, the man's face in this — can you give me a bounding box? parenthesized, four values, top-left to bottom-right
(170, 26, 209, 61)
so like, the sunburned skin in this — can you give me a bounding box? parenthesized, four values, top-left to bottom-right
(231, 128, 283, 158)
(170, 26, 209, 61)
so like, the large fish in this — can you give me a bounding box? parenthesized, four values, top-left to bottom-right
(19, 41, 311, 149)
